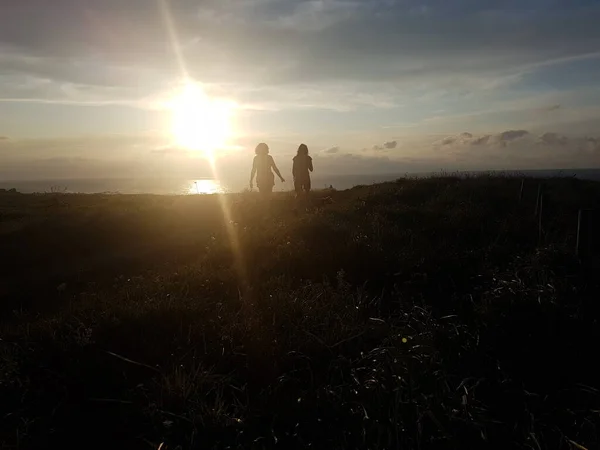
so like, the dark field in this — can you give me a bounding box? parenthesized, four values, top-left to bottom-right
(1, 175, 600, 450)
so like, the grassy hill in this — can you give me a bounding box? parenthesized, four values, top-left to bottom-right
(1, 175, 599, 450)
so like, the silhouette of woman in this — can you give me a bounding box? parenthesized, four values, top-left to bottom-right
(292, 143, 313, 196)
(250, 143, 285, 195)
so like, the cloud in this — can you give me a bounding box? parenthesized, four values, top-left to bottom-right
(372, 140, 398, 151)
(437, 132, 475, 146)
(324, 146, 340, 154)
(0, 133, 169, 162)
(0, 134, 216, 180)
(538, 132, 568, 146)
(431, 129, 600, 170)
(442, 129, 527, 147)
(150, 146, 188, 156)
(498, 130, 529, 142)
(2, 1, 600, 113)
(581, 136, 600, 152)
(2, 128, 599, 184)
(314, 152, 401, 175)
(471, 135, 492, 145)
(2, 2, 600, 176)
(435, 129, 529, 149)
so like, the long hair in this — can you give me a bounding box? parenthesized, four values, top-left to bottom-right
(255, 142, 269, 156)
(296, 143, 308, 156)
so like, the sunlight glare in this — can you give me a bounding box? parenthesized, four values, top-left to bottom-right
(188, 179, 224, 195)
(158, 0, 249, 301)
(169, 82, 235, 157)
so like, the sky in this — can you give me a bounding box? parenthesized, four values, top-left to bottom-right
(1, 0, 600, 185)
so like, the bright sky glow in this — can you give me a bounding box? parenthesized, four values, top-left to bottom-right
(1, 0, 600, 182)
(169, 82, 236, 158)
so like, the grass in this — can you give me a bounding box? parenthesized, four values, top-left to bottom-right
(1, 174, 600, 450)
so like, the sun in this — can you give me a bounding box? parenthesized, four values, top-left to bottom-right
(169, 82, 235, 157)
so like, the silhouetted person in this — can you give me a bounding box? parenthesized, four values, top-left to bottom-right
(250, 142, 285, 195)
(293, 144, 313, 196)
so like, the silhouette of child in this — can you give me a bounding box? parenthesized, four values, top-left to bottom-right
(292, 144, 313, 196)
(250, 143, 285, 194)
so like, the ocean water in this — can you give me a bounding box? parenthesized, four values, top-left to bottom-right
(1, 169, 599, 195)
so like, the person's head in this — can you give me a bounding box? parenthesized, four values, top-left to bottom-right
(297, 143, 309, 156)
(255, 142, 269, 156)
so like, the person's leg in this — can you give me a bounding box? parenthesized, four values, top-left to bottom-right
(259, 184, 273, 197)
(301, 179, 311, 209)
(294, 179, 302, 198)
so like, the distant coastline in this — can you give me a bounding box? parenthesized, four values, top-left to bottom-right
(1, 168, 599, 194)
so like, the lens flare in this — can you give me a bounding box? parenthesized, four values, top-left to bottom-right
(159, 0, 248, 295)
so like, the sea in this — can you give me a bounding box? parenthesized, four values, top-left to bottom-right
(1, 169, 599, 195)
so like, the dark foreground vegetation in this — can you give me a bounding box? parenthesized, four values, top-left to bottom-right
(1, 175, 600, 450)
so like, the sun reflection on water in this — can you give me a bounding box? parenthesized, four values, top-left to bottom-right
(188, 179, 224, 194)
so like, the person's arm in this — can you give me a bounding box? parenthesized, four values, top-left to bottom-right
(250, 157, 257, 189)
(271, 156, 285, 182)
(308, 157, 313, 172)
